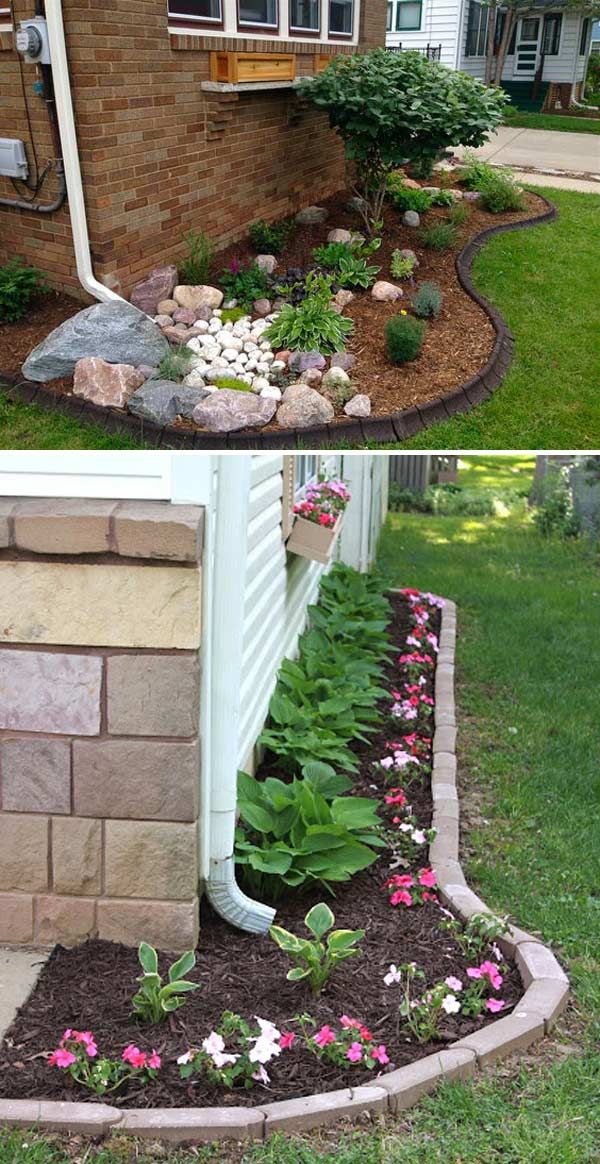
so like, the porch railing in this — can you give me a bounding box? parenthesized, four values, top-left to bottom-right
(387, 43, 443, 61)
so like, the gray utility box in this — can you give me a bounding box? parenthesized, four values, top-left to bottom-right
(0, 138, 29, 180)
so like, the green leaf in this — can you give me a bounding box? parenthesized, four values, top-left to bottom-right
(168, 950, 195, 983)
(237, 800, 277, 834)
(138, 941, 158, 975)
(327, 928, 365, 953)
(270, 925, 305, 953)
(305, 902, 334, 940)
(287, 967, 311, 981)
(249, 849, 293, 875)
(330, 796, 380, 830)
(160, 980, 200, 997)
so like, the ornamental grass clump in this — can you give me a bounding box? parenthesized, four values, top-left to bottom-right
(385, 314, 426, 364)
(419, 222, 457, 250)
(270, 902, 364, 995)
(132, 942, 200, 1022)
(179, 230, 213, 285)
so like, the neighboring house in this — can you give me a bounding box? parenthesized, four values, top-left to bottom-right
(0, 451, 389, 952)
(591, 17, 600, 51)
(386, 0, 594, 109)
(0, 1, 387, 301)
(390, 454, 458, 491)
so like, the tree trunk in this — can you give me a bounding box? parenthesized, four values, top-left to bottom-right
(494, 8, 517, 86)
(484, 2, 497, 86)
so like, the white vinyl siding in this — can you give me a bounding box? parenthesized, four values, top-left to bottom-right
(459, 8, 585, 83)
(386, 0, 462, 68)
(0, 452, 174, 500)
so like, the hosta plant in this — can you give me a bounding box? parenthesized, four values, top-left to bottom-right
(48, 1029, 161, 1095)
(263, 272, 353, 355)
(270, 902, 364, 995)
(132, 942, 200, 1022)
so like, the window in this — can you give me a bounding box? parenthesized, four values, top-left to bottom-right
(290, 0, 319, 30)
(387, 2, 393, 32)
(542, 14, 562, 55)
(465, 0, 488, 56)
(239, 0, 278, 28)
(282, 456, 320, 538)
(395, 0, 422, 32)
(168, 0, 222, 21)
(580, 17, 591, 54)
(329, 0, 354, 37)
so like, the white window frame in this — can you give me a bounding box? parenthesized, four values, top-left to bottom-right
(168, 0, 223, 24)
(290, 0, 321, 34)
(282, 454, 321, 539)
(168, 0, 360, 44)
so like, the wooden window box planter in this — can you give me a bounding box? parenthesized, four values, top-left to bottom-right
(313, 53, 334, 72)
(286, 514, 343, 564)
(209, 51, 296, 84)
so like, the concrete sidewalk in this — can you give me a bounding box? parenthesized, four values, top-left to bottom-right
(457, 125, 600, 178)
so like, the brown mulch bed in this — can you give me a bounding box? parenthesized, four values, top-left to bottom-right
(1, 180, 549, 426)
(0, 593, 521, 1108)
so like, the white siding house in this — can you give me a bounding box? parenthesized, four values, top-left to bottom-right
(386, 0, 594, 107)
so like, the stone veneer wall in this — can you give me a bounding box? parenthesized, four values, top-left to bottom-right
(0, 498, 205, 953)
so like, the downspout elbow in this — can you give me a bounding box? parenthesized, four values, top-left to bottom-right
(206, 857, 275, 934)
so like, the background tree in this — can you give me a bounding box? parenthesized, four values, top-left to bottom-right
(298, 49, 507, 233)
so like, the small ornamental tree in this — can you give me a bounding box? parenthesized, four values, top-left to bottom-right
(297, 49, 507, 232)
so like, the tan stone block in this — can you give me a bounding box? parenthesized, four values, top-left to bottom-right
(377, 1047, 476, 1114)
(433, 725, 457, 754)
(106, 653, 199, 737)
(432, 752, 457, 782)
(104, 820, 197, 900)
(262, 1086, 388, 1134)
(496, 924, 543, 959)
(1, 739, 71, 814)
(0, 893, 34, 943)
(432, 860, 468, 892)
(454, 1007, 545, 1066)
(429, 820, 459, 864)
(0, 1100, 42, 1127)
(121, 1107, 264, 1142)
(0, 561, 201, 649)
(35, 895, 96, 946)
(515, 942, 569, 988)
(52, 818, 102, 895)
(0, 815, 48, 892)
(97, 897, 199, 952)
(435, 706, 456, 728)
(433, 798, 460, 821)
(13, 498, 116, 555)
(520, 979, 570, 1030)
(0, 498, 16, 549)
(113, 501, 204, 562)
(0, 649, 101, 735)
(73, 740, 198, 821)
(431, 782, 458, 802)
(438, 882, 490, 920)
(37, 1101, 122, 1134)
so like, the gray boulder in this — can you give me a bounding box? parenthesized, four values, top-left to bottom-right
(295, 206, 328, 225)
(173, 385, 212, 419)
(344, 393, 371, 418)
(403, 210, 421, 227)
(192, 389, 276, 433)
(22, 301, 169, 383)
(128, 379, 182, 425)
(330, 352, 357, 372)
(277, 387, 334, 429)
(288, 350, 327, 373)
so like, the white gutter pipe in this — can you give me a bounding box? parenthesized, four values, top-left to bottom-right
(203, 456, 276, 934)
(45, 2, 121, 304)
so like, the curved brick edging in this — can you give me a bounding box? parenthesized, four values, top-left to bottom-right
(0, 198, 557, 451)
(0, 595, 570, 1142)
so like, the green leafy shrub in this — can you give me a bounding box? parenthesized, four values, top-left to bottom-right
(219, 259, 270, 310)
(388, 482, 498, 516)
(220, 306, 249, 324)
(132, 943, 200, 1022)
(412, 281, 443, 318)
(533, 469, 581, 538)
(313, 237, 381, 288)
(390, 250, 417, 280)
(0, 258, 48, 323)
(460, 151, 497, 190)
(235, 767, 384, 899)
(430, 189, 456, 207)
(419, 222, 457, 250)
(385, 314, 426, 364)
(478, 170, 525, 214)
(270, 902, 364, 994)
(264, 271, 353, 354)
(213, 376, 253, 392)
(387, 176, 433, 214)
(249, 217, 293, 254)
(297, 49, 506, 233)
(179, 230, 213, 285)
(157, 345, 194, 382)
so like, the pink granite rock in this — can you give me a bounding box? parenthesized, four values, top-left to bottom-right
(130, 265, 178, 316)
(73, 357, 145, 408)
(172, 308, 196, 326)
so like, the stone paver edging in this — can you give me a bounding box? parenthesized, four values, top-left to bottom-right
(0, 198, 557, 450)
(0, 597, 569, 1141)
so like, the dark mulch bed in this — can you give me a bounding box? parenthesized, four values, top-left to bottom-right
(0, 593, 521, 1108)
(1, 178, 548, 426)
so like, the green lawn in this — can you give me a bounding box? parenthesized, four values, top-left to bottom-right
(0, 385, 145, 450)
(2, 469, 599, 1163)
(455, 453, 535, 491)
(504, 110, 600, 134)
(381, 187, 600, 451)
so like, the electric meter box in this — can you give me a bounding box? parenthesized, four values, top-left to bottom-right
(16, 17, 51, 64)
(0, 138, 29, 180)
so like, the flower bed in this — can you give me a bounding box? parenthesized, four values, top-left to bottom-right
(0, 586, 524, 1110)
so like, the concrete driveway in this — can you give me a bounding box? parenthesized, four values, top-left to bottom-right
(456, 125, 600, 190)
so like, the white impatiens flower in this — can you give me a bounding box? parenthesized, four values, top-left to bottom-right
(384, 964, 402, 987)
(177, 1050, 193, 1065)
(412, 830, 426, 845)
(249, 1017, 282, 1065)
(441, 994, 461, 1015)
(252, 1065, 270, 1085)
(202, 1031, 226, 1057)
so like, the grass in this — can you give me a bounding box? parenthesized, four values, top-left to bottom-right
(2, 460, 599, 1162)
(0, 385, 145, 449)
(393, 187, 600, 450)
(504, 110, 600, 135)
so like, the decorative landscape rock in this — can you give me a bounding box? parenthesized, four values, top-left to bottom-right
(173, 386, 212, 419)
(295, 205, 328, 225)
(157, 299, 178, 316)
(192, 390, 276, 433)
(346, 195, 367, 214)
(322, 366, 351, 391)
(128, 379, 182, 425)
(130, 265, 177, 316)
(331, 352, 357, 371)
(334, 290, 355, 309)
(277, 386, 334, 429)
(372, 281, 403, 303)
(288, 350, 327, 373)
(327, 228, 353, 244)
(253, 298, 271, 317)
(73, 358, 144, 409)
(22, 301, 169, 383)
(256, 255, 277, 275)
(172, 308, 196, 326)
(402, 211, 420, 227)
(299, 368, 323, 388)
(173, 285, 223, 312)
(344, 393, 371, 417)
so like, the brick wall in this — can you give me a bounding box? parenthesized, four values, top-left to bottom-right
(0, 0, 388, 299)
(0, 498, 205, 953)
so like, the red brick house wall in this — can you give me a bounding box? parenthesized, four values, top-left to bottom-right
(0, 1, 387, 300)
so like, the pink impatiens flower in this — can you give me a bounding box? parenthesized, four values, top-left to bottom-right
(486, 998, 505, 1013)
(418, 868, 437, 888)
(346, 1042, 364, 1063)
(314, 1025, 336, 1047)
(479, 960, 504, 990)
(371, 1044, 389, 1065)
(48, 1048, 76, 1068)
(390, 889, 413, 906)
(148, 1050, 161, 1069)
(280, 1032, 296, 1050)
(445, 976, 463, 992)
(122, 1044, 147, 1068)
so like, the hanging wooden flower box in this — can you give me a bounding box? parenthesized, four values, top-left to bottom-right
(286, 514, 343, 564)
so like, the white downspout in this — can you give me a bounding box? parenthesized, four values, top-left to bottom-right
(44, 2, 122, 304)
(203, 456, 276, 934)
